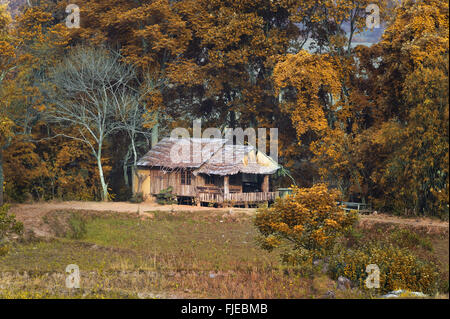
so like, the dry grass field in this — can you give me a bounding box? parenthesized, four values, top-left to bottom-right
(0, 203, 448, 299)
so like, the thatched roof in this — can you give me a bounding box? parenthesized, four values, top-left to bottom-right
(136, 138, 227, 169)
(194, 144, 279, 175)
(137, 138, 279, 175)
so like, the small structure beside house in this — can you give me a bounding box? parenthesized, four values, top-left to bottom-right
(133, 137, 280, 206)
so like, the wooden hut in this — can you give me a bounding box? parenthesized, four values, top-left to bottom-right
(133, 138, 280, 206)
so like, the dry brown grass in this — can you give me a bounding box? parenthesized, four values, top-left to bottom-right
(0, 208, 447, 299)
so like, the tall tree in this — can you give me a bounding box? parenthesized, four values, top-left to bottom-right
(371, 0, 449, 216)
(47, 46, 138, 201)
(0, 3, 68, 205)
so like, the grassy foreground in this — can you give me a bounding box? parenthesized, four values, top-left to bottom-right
(0, 209, 448, 299)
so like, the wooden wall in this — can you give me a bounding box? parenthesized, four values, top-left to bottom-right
(148, 168, 196, 197)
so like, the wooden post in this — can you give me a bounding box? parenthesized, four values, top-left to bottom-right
(223, 176, 229, 207)
(224, 176, 229, 194)
(262, 175, 269, 193)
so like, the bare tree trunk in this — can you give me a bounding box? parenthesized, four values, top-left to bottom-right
(95, 150, 108, 201)
(0, 148, 4, 206)
(351, 169, 365, 203)
(123, 164, 129, 188)
(123, 147, 131, 187)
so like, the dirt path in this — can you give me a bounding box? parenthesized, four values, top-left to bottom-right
(9, 201, 449, 232)
(10, 200, 221, 216)
(9, 200, 259, 218)
(361, 213, 449, 230)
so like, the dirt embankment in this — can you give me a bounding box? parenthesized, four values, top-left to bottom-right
(8, 201, 250, 240)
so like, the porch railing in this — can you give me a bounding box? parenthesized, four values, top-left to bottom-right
(198, 191, 279, 204)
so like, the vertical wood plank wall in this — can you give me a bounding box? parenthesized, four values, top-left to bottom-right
(136, 168, 272, 204)
(148, 168, 197, 196)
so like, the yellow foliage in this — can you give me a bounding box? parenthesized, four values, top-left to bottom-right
(329, 243, 440, 295)
(273, 51, 341, 142)
(255, 183, 358, 259)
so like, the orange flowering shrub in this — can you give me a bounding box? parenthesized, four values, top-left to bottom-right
(255, 184, 358, 262)
(328, 243, 440, 295)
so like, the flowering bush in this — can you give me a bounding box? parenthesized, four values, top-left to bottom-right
(255, 183, 358, 263)
(328, 243, 440, 295)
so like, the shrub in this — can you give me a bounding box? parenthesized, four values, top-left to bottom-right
(155, 187, 177, 205)
(115, 185, 133, 202)
(0, 204, 24, 256)
(254, 183, 358, 262)
(328, 243, 440, 295)
(130, 192, 144, 203)
(390, 229, 433, 251)
(67, 213, 87, 239)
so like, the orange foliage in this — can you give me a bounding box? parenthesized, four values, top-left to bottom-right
(255, 184, 358, 260)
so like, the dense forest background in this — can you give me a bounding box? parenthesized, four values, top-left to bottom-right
(0, 0, 448, 218)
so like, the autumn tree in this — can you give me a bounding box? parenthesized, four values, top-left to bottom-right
(46, 46, 139, 201)
(369, 0, 449, 216)
(0, 3, 69, 204)
(2, 2, 107, 202)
